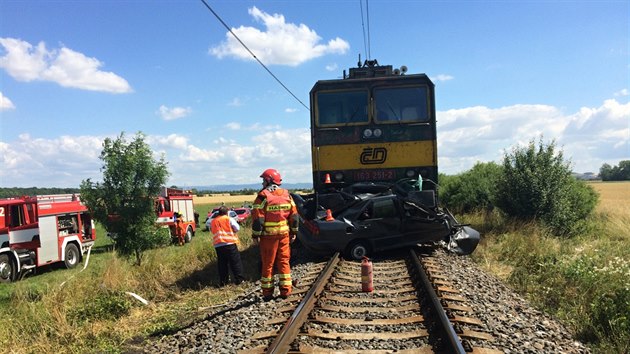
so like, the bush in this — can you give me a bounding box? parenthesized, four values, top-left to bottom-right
(496, 138, 598, 236)
(439, 162, 502, 213)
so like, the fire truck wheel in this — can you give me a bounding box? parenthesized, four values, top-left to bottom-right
(64, 243, 80, 269)
(184, 227, 193, 243)
(0, 254, 15, 283)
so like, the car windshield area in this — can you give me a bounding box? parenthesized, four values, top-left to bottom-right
(316, 90, 369, 126)
(358, 197, 399, 220)
(374, 86, 429, 123)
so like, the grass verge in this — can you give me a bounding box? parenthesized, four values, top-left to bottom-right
(470, 181, 630, 354)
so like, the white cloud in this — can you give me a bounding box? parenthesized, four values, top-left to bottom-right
(228, 97, 243, 106)
(209, 7, 349, 66)
(437, 99, 629, 174)
(285, 108, 297, 113)
(1, 100, 626, 187)
(226, 122, 241, 130)
(0, 91, 15, 110)
(325, 63, 338, 72)
(614, 88, 629, 97)
(157, 105, 192, 120)
(431, 74, 454, 82)
(147, 134, 189, 150)
(0, 37, 132, 93)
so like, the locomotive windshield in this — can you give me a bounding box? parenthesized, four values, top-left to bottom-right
(315, 86, 430, 126)
(316, 90, 369, 126)
(374, 86, 429, 123)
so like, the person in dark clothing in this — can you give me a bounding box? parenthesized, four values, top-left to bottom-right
(211, 206, 244, 286)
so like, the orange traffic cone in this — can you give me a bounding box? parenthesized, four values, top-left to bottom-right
(324, 173, 331, 184)
(325, 209, 334, 221)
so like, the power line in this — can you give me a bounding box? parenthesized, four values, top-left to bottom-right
(360, 0, 368, 61)
(359, 0, 372, 62)
(200, 0, 310, 111)
(366, 0, 371, 61)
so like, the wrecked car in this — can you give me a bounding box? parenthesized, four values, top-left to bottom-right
(292, 179, 479, 260)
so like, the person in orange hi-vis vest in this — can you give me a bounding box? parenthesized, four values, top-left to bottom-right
(174, 212, 186, 246)
(252, 168, 299, 301)
(211, 206, 245, 286)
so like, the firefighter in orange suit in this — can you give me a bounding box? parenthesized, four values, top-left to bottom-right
(174, 212, 186, 246)
(252, 168, 299, 300)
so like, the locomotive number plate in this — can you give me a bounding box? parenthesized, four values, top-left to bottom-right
(354, 169, 396, 181)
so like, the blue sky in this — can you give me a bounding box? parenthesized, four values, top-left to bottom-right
(1, 0, 628, 188)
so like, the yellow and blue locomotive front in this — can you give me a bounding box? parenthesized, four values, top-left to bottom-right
(310, 66, 437, 193)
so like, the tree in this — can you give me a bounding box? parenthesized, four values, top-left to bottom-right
(439, 162, 502, 213)
(80, 132, 170, 265)
(600, 160, 630, 181)
(496, 138, 598, 236)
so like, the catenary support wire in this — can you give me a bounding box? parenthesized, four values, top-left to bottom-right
(200, 0, 310, 111)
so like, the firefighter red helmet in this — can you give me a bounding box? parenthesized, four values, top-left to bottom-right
(260, 168, 282, 185)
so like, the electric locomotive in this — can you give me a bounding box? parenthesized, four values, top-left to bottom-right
(310, 60, 437, 192)
(294, 60, 479, 260)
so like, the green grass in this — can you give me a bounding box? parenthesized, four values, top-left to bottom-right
(2, 190, 629, 353)
(471, 182, 630, 354)
(0, 202, 260, 353)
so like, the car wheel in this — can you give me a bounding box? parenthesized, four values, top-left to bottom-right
(0, 254, 15, 283)
(345, 240, 371, 261)
(185, 227, 193, 243)
(64, 243, 80, 269)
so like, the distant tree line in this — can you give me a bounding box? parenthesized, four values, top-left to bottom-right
(0, 187, 80, 198)
(599, 160, 630, 181)
(192, 188, 312, 196)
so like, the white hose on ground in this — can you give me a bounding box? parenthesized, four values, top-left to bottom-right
(60, 245, 92, 287)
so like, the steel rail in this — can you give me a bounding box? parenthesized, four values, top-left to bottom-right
(266, 252, 341, 354)
(409, 249, 466, 354)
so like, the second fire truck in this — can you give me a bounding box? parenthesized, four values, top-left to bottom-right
(154, 187, 197, 243)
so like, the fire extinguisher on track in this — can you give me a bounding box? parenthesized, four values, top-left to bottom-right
(361, 256, 373, 292)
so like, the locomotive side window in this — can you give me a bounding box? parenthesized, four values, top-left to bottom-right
(374, 86, 429, 123)
(316, 90, 368, 126)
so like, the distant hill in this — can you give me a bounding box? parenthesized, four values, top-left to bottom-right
(184, 183, 313, 192)
(572, 172, 599, 181)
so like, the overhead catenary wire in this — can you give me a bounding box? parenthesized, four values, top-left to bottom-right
(360, 0, 368, 61)
(359, 0, 372, 62)
(200, 0, 310, 111)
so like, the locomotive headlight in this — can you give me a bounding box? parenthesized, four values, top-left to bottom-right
(334, 172, 344, 181)
(363, 129, 373, 137)
(373, 129, 382, 137)
(406, 169, 416, 178)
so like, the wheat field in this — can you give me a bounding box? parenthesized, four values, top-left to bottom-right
(193, 194, 258, 207)
(588, 181, 630, 218)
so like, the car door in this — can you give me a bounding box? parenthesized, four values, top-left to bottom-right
(354, 196, 403, 252)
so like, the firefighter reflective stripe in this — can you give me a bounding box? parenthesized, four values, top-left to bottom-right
(266, 204, 292, 211)
(261, 276, 273, 289)
(263, 220, 289, 234)
(211, 215, 239, 245)
(260, 188, 294, 236)
(278, 273, 292, 286)
(252, 199, 267, 211)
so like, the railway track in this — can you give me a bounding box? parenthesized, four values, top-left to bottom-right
(239, 250, 501, 354)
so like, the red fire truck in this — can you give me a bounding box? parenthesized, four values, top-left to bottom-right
(0, 194, 96, 283)
(154, 187, 197, 243)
